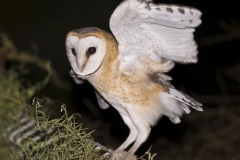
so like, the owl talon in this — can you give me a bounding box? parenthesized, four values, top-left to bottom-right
(122, 152, 137, 160)
(111, 150, 127, 160)
(111, 150, 137, 160)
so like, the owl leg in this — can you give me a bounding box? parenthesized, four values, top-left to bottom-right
(111, 107, 138, 160)
(123, 112, 151, 160)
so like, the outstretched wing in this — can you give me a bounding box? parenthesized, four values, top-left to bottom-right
(110, 0, 203, 114)
(110, 0, 202, 64)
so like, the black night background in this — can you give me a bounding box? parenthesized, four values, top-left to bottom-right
(1, 0, 240, 159)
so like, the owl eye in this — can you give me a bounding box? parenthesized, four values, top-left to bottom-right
(88, 47, 96, 54)
(71, 48, 76, 56)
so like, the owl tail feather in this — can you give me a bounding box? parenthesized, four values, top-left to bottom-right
(149, 73, 202, 123)
(167, 87, 203, 112)
(160, 87, 203, 124)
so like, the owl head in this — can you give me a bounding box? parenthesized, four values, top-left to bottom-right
(66, 27, 118, 78)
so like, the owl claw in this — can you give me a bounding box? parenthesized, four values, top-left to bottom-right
(111, 150, 137, 160)
(111, 150, 126, 160)
(122, 153, 137, 160)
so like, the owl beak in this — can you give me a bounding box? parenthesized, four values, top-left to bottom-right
(80, 65, 85, 72)
(79, 55, 89, 72)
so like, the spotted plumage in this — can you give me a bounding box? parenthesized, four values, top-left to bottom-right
(66, 0, 202, 159)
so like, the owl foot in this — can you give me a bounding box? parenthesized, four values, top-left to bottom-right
(110, 150, 126, 160)
(111, 150, 137, 160)
(122, 152, 137, 160)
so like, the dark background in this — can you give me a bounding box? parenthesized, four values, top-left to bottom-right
(1, 0, 240, 159)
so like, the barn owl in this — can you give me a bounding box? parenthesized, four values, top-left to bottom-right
(66, 0, 202, 159)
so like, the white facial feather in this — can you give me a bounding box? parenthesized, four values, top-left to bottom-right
(66, 36, 106, 76)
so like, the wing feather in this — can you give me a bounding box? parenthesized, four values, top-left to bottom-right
(110, 0, 202, 65)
